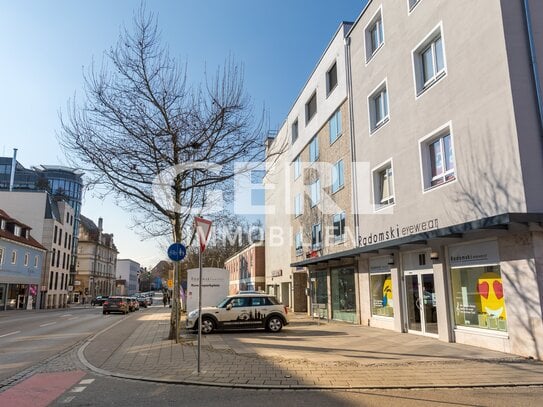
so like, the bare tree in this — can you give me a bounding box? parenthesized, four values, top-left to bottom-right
(58, 7, 266, 339)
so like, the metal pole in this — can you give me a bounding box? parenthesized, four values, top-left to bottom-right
(197, 246, 203, 374)
(174, 260, 179, 343)
(198, 246, 202, 374)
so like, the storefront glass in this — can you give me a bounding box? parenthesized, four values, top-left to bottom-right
(370, 273, 394, 317)
(331, 268, 356, 323)
(311, 271, 328, 319)
(451, 265, 507, 332)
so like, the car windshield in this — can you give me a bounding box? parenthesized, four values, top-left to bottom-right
(216, 297, 230, 308)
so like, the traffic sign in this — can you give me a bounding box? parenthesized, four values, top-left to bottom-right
(167, 279, 173, 289)
(167, 242, 186, 261)
(195, 217, 212, 252)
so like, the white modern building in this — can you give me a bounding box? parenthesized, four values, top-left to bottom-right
(116, 259, 140, 295)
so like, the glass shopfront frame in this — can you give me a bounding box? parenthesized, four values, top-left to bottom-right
(369, 257, 394, 318)
(310, 270, 328, 319)
(331, 267, 356, 323)
(449, 240, 507, 333)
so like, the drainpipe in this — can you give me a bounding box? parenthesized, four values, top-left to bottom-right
(344, 36, 361, 245)
(522, 0, 543, 136)
(9, 148, 17, 191)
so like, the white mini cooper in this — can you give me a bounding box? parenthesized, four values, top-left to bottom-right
(186, 294, 289, 334)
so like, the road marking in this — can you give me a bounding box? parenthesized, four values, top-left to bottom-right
(61, 396, 75, 403)
(0, 331, 20, 338)
(79, 379, 95, 385)
(67, 317, 78, 321)
(60, 314, 72, 317)
(40, 322, 57, 327)
(70, 386, 86, 393)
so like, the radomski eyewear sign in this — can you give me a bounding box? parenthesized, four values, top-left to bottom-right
(449, 240, 500, 268)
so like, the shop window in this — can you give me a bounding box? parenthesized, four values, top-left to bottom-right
(310, 271, 328, 319)
(331, 268, 356, 323)
(371, 273, 394, 317)
(451, 265, 507, 332)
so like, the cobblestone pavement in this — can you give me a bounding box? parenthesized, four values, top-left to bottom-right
(80, 308, 543, 389)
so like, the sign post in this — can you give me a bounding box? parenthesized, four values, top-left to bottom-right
(167, 242, 186, 343)
(194, 216, 212, 374)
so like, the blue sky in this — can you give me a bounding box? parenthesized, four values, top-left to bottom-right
(0, 0, 366, 267)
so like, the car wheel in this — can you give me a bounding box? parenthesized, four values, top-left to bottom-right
(266, 316, 283, 333)
(200, 317, 215, 334)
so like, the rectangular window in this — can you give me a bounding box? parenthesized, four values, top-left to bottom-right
(371, 273, 394, 317)
(64, 232, 68, 248)
(333, 212, 346, 243)
(408, 0, 421, 11)
(327, 62, 338, 95)
(309, 136, 319, 162)
(291, 119, 299, 144)
(58, 230, 62, 247)
(24, 253, 29, 266)
(310, 179, 321, 207)
(295, 232, 303, 256)
(54, 272, 58, 290)
(331, 160, 344, 194)
(293, 155, 301, 180)
(54, 225, 58, 244)
(294, 193, 302, 217)
(329, 109, 342, 144)
(365, 7, 384, 62)
(420, 126, 456, 191)
(51, 249, 56, 267)
(34, 255, 39, 268)
(413, 25, 446, 95)
(311, 223, 322, 250)
(373, 163, 395, 209)
(370, 19, 384, 54)
(0, 248, 4, 265)
(306, 92, 317, 124)
(368, 82, 389, 132)
(451, 265, 507, 332)
(11, 250, 17, 264)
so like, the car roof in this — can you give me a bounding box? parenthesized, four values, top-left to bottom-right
(229, 293, 274, 297)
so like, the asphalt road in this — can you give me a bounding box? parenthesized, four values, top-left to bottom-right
(0, 306, 124, 383)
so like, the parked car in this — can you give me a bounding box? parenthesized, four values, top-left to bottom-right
(135, 296, 148, 308)
(91, 296, 109, 306)
(129, 297, 140, 311)
(125, 297, 138, 312)
(103, 296, 129, 315)
(186, 294, 289, 334)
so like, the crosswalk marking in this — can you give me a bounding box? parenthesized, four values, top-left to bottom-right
(70, 386, 86, 393)
(39, 322, 57, 327)
(79, 379, 95, 385)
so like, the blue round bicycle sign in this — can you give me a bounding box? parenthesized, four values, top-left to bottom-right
(167, 243, 186, 262)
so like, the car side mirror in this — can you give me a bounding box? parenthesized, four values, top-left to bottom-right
(226, 304, 233, 311)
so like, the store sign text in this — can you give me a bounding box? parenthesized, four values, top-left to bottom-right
(360, 218, 439, 246)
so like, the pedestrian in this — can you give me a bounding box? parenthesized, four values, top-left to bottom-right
(163, 295, 167, 307)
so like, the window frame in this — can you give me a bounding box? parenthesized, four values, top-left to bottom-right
(0, 247, 4, 265)
(331, 159, 345, 194)
(329, 109, 342, 145)
(295, 231, 303, 256)
(372, 159, 395, 211)
(310, 179, 321, 208)
(407, 0, 421, 14)
(309, 136, 319, 162)
(412, 22, 447, 97)
(326, 61, 338, 96)
(419, 121, 457, 192)
(291, 119, 299, 145)
(305, 92, 317, 124)
(294, 193, 303, 218)
(333, 212, 346, 243)
(368, 79, 390, 134)
(11, 250, 17, 264)
(364, 6, 385, 64)
(311, 223, 322, 251)
(293, 154, 302, 180)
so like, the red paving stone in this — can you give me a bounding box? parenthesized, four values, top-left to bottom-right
(0, 370, 87, 407)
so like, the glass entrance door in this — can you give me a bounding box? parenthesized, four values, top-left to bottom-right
(405, 272, 438, 336)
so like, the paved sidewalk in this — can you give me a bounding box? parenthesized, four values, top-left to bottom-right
(80, 307, 543, 389)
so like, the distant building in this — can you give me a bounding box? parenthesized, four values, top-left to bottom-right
(75, 216, 118, 302)
(0, 191, 75, 308)
(0, 154, 83, 293)
(224, 241, 265, 295)
(116, 259, 140, 295)
(0, 210, 46, 310)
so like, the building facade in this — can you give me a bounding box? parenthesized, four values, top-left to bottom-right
(265, 22, 355, 313)
(75, 216, 118, 302)
(225, 241, 266, 295)
(0, 210, 46, 310)
(116, 259, 140, 295)
(0, 191, 75, 308)
(287, 0, 543, 360)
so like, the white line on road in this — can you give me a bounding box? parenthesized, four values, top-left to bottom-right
(39, 322, 57, 327)
(71, 386, 86, 393)
(79, 379, 95, 385)
(67, 317, 78, 321)
(61, 396, 75, 403)
(61, 314, 73, 317)
(0, 331, 20, 338)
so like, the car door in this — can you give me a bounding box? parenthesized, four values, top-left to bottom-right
(222, 296, 254, 328)
(250, 297, 271, 328)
